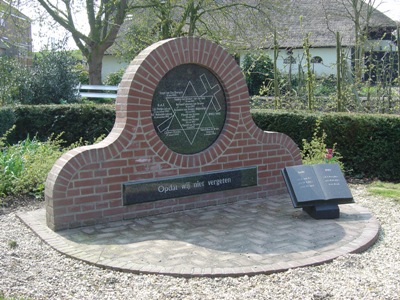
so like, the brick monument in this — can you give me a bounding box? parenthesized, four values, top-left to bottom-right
(45, 37, 301, 231)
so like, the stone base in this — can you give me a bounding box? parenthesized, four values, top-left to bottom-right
(303, 203, 340, 219)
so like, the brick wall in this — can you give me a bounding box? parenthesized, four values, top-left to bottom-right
(45, 37, 301, 231)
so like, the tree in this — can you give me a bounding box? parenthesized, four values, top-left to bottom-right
(324, 0, 387, 82)
(29, 0, 282, 84)
(32, 0, 134, 85)
(338, 0, 381, 81)
(114, 0, 282, 61)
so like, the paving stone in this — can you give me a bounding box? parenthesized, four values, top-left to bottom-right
(17, 194, 379, 277)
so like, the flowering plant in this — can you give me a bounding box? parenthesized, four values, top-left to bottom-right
(301, 119, 344, 170)
(325, 148, 334, 162)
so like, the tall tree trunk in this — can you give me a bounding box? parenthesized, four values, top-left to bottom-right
(88, 49, 104, 85)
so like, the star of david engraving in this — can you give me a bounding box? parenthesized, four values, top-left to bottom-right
(157, 74, 223, 145)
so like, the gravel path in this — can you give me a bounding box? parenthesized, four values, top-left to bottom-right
(1, 184, 399, 300)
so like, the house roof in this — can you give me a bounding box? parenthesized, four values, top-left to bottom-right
(105, 0, 398, 56)
(262, 0, 397, 49)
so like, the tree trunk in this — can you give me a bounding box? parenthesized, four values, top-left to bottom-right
(88, 50, 104, 85)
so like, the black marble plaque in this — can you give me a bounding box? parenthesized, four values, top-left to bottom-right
(282, 163, 354, 208)
(152, 64, 226, 154)
(123, 167, 257, 205)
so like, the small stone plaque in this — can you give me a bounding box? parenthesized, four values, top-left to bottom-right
(151, 64, 226, 154)
(282, 163, 354, 208)
(123, 167, 257, 205)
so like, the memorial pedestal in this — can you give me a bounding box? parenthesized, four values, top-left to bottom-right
(303, 203, 340, 219)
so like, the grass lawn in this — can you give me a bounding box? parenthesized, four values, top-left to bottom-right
(367, 181, 400, 203)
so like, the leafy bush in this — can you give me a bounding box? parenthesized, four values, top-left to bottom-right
(0, 128, 106, 197)
(301, 118, 343, 170)
(0, 56, 33, 105)
(314, 75, 337, 96)
(242, 53, 275, 96)
(28, 49, 81, 104)
(0, 48, 83, 105)
(0, 129, 65, 196)
(74, 63, 89, 85)
(0, 107, 15, 136)
(104, 68, 125, 86)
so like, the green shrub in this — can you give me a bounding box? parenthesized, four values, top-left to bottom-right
(104, 68, 125, 86)
(314, 75, 337, 96)
(252, 110, 400, 181)
(0, 56, 33, 105)
(301, 118, 343, 170)
(28, 49, 80, 104)
(0, 107, 15, 136)
(0, 48, 81, 106)
(0, 130, 65, 196)
(74, 63, 89, 85)
(242, 53, 275, 96)
(6, 104, 115, 146)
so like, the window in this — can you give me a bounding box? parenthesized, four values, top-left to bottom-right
(311, 56, 323, 64)
(283, 56, 296, 64)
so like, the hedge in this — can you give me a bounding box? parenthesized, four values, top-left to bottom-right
(252, 110, 400, 181)
(1, 104, 115, 146)
(1, 105, 399, 181)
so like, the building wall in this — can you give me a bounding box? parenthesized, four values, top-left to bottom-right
(249, 47, 353, 77)
(102, 55, 129, 82)
(244, 39, 398, 78)
(0, 0, 32, 63)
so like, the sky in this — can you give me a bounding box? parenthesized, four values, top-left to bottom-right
(21, 0, 400, 52)
(375, 0, 400, 21)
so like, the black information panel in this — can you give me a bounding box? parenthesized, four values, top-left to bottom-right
(152, 64, 227, 154)
(123, 167, 257, 205)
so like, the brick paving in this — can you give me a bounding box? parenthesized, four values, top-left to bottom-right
(18, 194, 379, 277)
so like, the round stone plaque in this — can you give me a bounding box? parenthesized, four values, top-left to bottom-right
(152, 64, 227, 154)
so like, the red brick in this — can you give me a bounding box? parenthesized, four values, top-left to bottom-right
(80, 187, 94, 195)
(76, 211, 103, 221)
(201, 164, 222, 172)
(102, 175, 128, 184)
(102, 160, 127, 169)
(155, 199, 177, 208)
(103, 207, 126, 216)
(74, 179, 100, 188)
(66, 189, 80, 198)
(129, 173, 154, 181)
(223, 161, 244, 169)
(79, 170, 94, 179)
(103, 191, 122, 201)
(179, 168, 200, 175)
(68, 205, 81, 213)
(155, 169, 178, 177)
(75, 195, 98, 204)
(96, 202, 109, 210)
(82, 203, 95, 211)
(128, 201, 155, 211)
